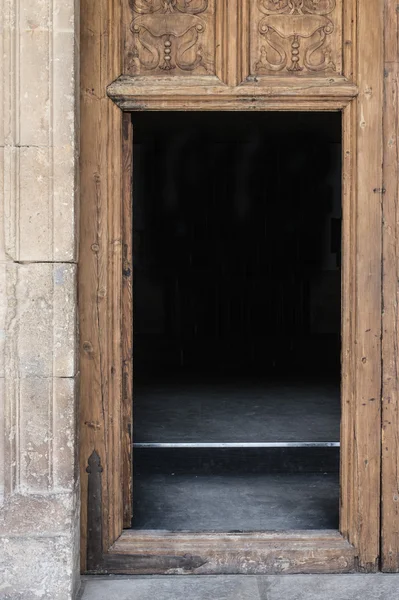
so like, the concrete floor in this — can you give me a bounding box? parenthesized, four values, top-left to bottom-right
(134, 379, 340, 443)
(133, 472, 339, 530)
(80, 574, 399, 600)
(133, 379, 340, 531)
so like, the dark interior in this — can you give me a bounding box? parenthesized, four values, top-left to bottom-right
(132, 111, 342, 531)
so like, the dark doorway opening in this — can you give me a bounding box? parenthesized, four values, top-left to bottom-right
(132, 112, 341, 531)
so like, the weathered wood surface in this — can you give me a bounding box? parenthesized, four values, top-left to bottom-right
(107, 75, 358, 112)
(123, 1, 343, 83)
(340, 101, 356, 543)
(80, 0, 390, 575)
(347, 0, 383, 571)
(79, 0, 123, 571)
(381, 0, 399, 573)
(102, 530, 355, 575)
(122, 113, 133, 529)
(247, 0, 343, 78)
(124, 0, 217, 78)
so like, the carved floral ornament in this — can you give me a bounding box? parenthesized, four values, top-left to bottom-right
(128, 0, 213, 73)
(255, 0, 337, 74)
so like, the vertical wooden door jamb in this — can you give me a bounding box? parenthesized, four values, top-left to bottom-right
(122, 113, 133, 529)
(381, 0, 399, 572)
(80, 0, 123, 571)
(350, 0, 384, 571)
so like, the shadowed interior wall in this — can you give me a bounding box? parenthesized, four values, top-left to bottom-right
(133, 112, 341, 379)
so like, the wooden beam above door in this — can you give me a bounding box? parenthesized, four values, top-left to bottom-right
(107, 75, 358, 111)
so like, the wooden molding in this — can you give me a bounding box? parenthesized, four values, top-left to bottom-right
(243, 0, 343, 80)
(79, 0, 123, 571)
(102, 530, 355, 575)
(107, 75, 358, 111)
(123, 0, 218, 78)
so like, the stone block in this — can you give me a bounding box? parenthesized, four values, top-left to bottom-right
(53, 264, 77, 377)
(0, 148, 6, 262)
(0, 263, 6, 377)
(5, 142, 77, 261)
(53, 376, 77, 490)
(0, 534, 78, 600)
(81, 576, 261, 600)
(0, 0, 80, 596)
(52, 144, 77, 262)
(54, 0, 75, 31)
(80, 575, 399, 600)
(19, 0, 51, 31)
(2, 0, 78, 262)
(0, 489, 78, 536)
(19, 31, 50, 147)
(18, 147, 52, 261)
(4, 376, 77, 494)
(3, 147, 18, 259)
(19, 377, 52, 491)
(0, 26, 4, 149)
(5, 262, 76, 378)
(2, 262, 76, 494)
(257, 574, 399, 600)
(0, 378, 4, 503)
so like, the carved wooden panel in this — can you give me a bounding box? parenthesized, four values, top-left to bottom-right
(124, 0, 216, 76)
(249, 0, 343, 77)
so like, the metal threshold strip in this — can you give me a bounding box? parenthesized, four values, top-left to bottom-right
(133, 441, 340, 448)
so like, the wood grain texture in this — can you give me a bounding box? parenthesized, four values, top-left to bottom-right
(122, 114, 133, 529)
(107, 75, 358, 111)
(80, 0, 389, 575)
(123, 0, 217, 77)
(248, 0, 343, 78)
(217, 0, 239, 85)
(122, 1, 349, 86)
(342, 0, 356, 80)
(348, 0, 384, 572)
(80, 0, 123, 571)
(381, 0, 399, 573)
(101, 530, 355, 575)
(340, 101, 356, 542)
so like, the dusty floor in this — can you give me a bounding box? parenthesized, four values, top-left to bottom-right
(134, 379, 341, 444)
(80, 574, 399, 600)
(133, 472, 339, 530)
(133, 378, 340, 530)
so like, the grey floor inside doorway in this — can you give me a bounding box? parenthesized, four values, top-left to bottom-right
(80, 575, 399, 600)
(133, 378, 340, 531)
(134, 379, 341, 444)
(133, 472, 339, 530)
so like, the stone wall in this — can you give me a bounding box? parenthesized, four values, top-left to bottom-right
(0, 0, 80, 596)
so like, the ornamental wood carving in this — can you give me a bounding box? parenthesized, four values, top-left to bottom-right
(250, 0, 342, 76)
(125, 0, 216, 76)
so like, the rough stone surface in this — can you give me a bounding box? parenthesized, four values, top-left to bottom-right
(80, 575, 399, 600)
(6, 262, 77, 379)
(2, 0, 77, 262)
(80, 574, 399, 600)
(80, 576, 260, 600)
(0, 0, 79, 596)
(0, 531, 80, 600)
(257, 574, 399, 600)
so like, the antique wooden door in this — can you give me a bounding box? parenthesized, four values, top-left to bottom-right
(79, 0, 399, 574)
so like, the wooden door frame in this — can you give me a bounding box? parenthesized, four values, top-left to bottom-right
(79, 0, 399, 574)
